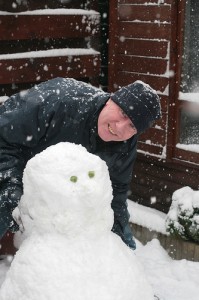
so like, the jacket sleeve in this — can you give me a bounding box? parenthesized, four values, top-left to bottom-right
(0, 92, 48, 238)
(0, 77, 82, 238)
(109, 139, 137, 249)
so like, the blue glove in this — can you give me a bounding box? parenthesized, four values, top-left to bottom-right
(112, 220, 136, 250)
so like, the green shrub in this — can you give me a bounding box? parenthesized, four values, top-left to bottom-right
(166, 186, 199, 243)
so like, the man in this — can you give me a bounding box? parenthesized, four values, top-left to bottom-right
(0, 77, 161, 249)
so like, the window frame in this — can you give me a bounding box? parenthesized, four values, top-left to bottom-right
(172, 0, 199, 166)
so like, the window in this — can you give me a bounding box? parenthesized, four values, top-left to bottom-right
(176, 0, 199, 162)
(181, 1, 199, 93)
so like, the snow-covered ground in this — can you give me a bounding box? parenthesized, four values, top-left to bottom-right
(0, 201, 199, 300)
(0, 189, 198, 300)
(136, 239, 199, 300)
(1, 237, 199, 300)
(129, 200, 199, 300)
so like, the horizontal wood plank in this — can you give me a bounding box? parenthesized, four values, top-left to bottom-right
(132, 170, 182, 198)
(135, 156, 199, 187)
(117, 55, 168, 75)
(119, 22, 171, 40)
(0, 14, 100, 40)
(0, 55, 100, 84)
(131, 223, 199, 261)
(0, 38, 89, 55)
(129, 182, 172, 212)
(113, 72, 169, 94)
(0, 0, 90, 12)
(130, 154, 199, 212)
(119, 0, 172, 5)
(137, 141, 165, 156)
(118, 4, 171, 22)
(174, 148, 199, 165)
(119, 39, 168, 58)
(139, 127, 166, 146)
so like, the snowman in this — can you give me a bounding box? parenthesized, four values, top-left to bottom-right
(0, 142, 154, 300)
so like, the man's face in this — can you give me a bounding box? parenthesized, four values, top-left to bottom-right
(98, 99, 137, 142)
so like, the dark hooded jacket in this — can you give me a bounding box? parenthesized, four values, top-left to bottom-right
(0, 77, 137, 249)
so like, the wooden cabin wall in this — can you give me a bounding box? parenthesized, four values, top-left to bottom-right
(130, 155, 199, 213)
(0, 0, 102, 96)
(108, 0, 199, 212)
(108, 0, 173, 159)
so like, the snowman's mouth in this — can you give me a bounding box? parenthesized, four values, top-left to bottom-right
(108, 124, 116, 135)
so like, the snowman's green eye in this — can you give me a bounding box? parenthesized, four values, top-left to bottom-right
(88, 171, 95, 178)
(70, 176, 78, 183)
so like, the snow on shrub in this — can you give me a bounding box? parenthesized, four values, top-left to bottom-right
(166, 186, 199, 243)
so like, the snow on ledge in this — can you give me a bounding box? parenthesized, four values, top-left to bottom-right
(0, 48, 100, 60)
(0, 9, 100, 16)
(176, 143, 199, 153)
(137, 148, 166, 160)
(179, 92, 199, 103)
(127, 199, 168, 235)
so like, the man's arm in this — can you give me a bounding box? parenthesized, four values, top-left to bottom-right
(0, 77, 91, 238)
(0, 138, 25, 237)
(0, 92, 46, 238)
(109, 139, 137, 249)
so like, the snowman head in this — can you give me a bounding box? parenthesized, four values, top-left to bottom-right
(19, 142, 114, 237)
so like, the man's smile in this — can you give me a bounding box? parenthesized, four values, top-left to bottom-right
(108, 124, 117, 135)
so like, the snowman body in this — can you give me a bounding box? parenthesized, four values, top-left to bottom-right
(0, 142, 154, 300)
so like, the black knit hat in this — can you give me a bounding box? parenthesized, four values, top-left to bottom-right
(111, 80, 161, 135)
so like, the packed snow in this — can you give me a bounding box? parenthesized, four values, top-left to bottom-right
(1, 239, 199, 300)
(127, 200, 167, 235)
(0, 143, 199, 300)
(176, 143, 199, 154)
(0, 142, 154, 300)
(0, 9, 100, 16)
(179, 92, 199, 103)
(135, 238, 199, 300)
(0, 48, 100, 60)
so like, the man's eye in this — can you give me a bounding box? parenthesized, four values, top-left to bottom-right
(121, 110, 128, 118)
